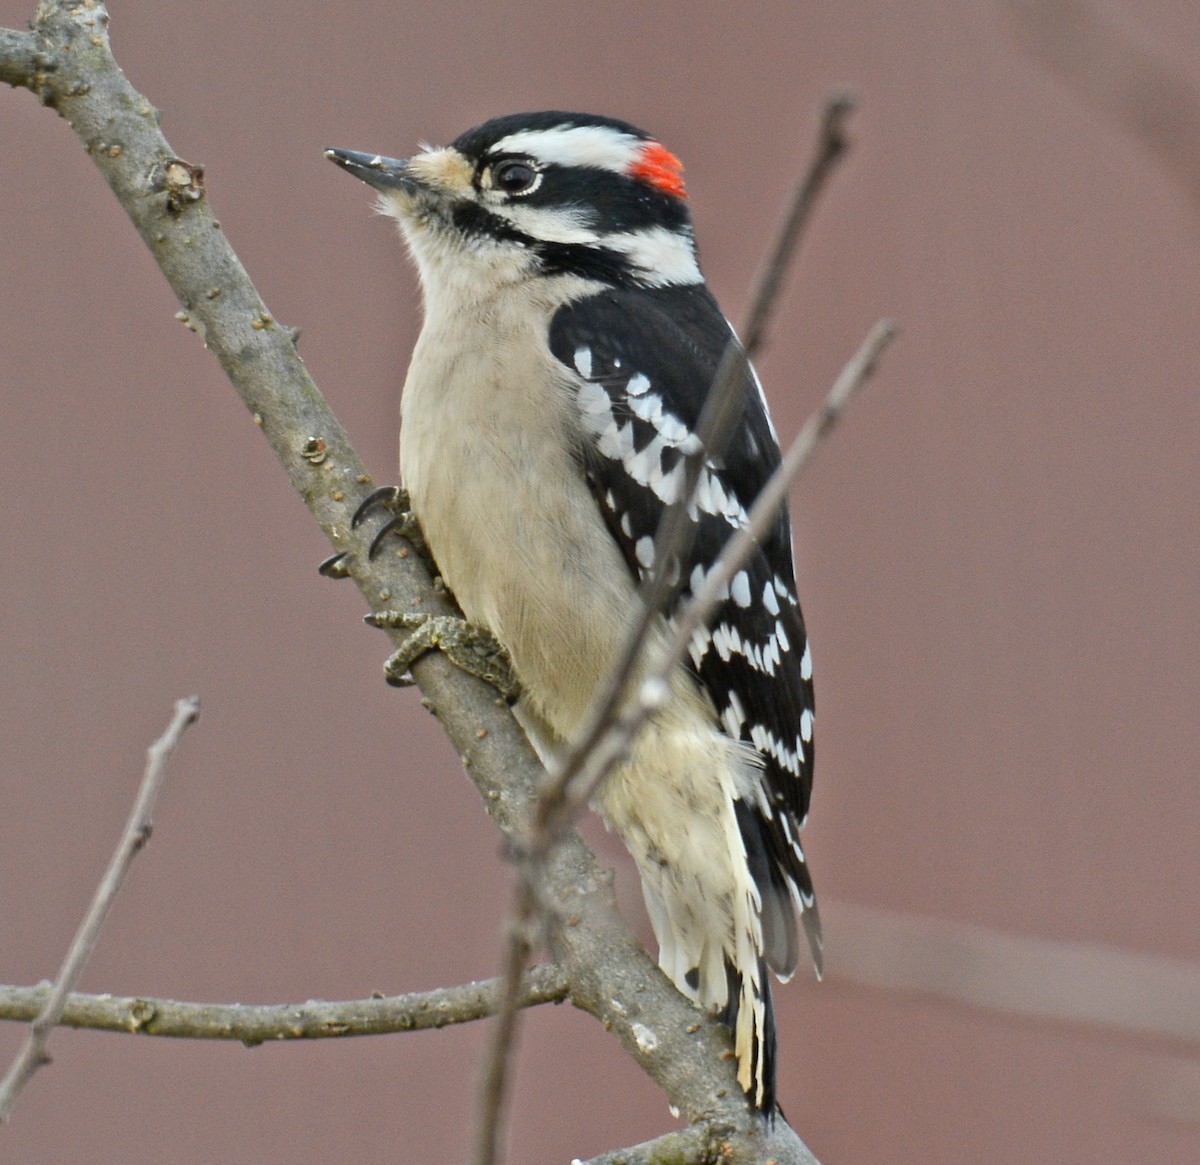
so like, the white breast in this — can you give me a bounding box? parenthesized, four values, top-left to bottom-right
(399, 282, 638, 739)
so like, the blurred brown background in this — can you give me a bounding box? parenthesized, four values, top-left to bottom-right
(1, 2, 1197, 1162)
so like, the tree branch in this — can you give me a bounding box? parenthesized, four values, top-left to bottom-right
(572, 1127, 712, 1165)
(0, 964, 568, 1043)
(0, 26, 41, 88)
(572, 1116, 823, 1165)
(1, 5, 828, 1158)
(0, 695, 200, 1122)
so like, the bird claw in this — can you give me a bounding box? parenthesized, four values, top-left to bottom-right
(318, 486, 426, 579)
(318, 551, 353, 579)
(365, 610, 520, 702)
(352, 484, 407, 529)
(352, 484, 430, 562)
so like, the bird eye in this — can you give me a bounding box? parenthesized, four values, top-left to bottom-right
(492, 160, 538, 195)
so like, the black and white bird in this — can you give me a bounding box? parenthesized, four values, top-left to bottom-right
(327, 111, 820, 1114)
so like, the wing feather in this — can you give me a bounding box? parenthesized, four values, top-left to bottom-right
(549, 284, 821, 977)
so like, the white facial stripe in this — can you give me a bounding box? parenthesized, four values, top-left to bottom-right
(491, 124, 643, 174)
(485, 207, 701, 286)
(489, 201, 597, 244)
(604, 226, 702, 286)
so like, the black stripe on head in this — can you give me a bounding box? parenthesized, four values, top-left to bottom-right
(448, 201, 531, 247)
(533, 242, 641, 285)
(510, 164, 691, 235)
(448, 200, 642, 285)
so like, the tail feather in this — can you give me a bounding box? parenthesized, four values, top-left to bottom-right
(721, 956, 777, 1113)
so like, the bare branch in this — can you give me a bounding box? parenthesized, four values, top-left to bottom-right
(0, 964, 568, 1043)
(0, 695, 200, 1122)
(1003, 0, 1200, 209)
(573, 1117, 823, 1165)
(572, 1127, 712, 1165)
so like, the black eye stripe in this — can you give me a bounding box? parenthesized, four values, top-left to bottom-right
(478, 162, 689, 233)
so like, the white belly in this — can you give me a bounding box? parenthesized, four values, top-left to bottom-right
(400, 306, 637, 740)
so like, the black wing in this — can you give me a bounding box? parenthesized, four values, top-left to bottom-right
(549, 284, 821, 977)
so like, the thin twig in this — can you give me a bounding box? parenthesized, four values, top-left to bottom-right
(0, 695, 200, 1122)
(545, 92, 858, 833)
(548, 318, 895, 834)
(471, 96, 859, 1165)
(473, 878, 539, 1164)
(0, 963, 568, 1043)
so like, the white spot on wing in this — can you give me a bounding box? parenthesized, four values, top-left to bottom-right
(573, 345, 593, 379)
(762, 634, 780, 672)
(627, 434, 667, 487)
(721, 691, 747, 739)
(650, 458, 685, 503)
(712, 621, 740, 660)
(628, 391, 664, 425)
(635, 536, 655, 569)
(750, 723, 803, 775)
(775, 620, 789, 653)
(694, 467, 748, 526)
(598, 420, 634, 461)
(731, 570, 751, 608)
(654, 412, 690, 445)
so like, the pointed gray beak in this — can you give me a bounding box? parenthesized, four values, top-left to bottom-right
(324, 147, 417, 192)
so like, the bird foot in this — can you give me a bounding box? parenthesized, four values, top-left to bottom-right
(365, 610, 520, 703)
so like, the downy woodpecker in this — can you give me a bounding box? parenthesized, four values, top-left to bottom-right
(327, 111, 820, 1113)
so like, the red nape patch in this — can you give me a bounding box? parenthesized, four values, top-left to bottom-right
(629, 141, 687, 199)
